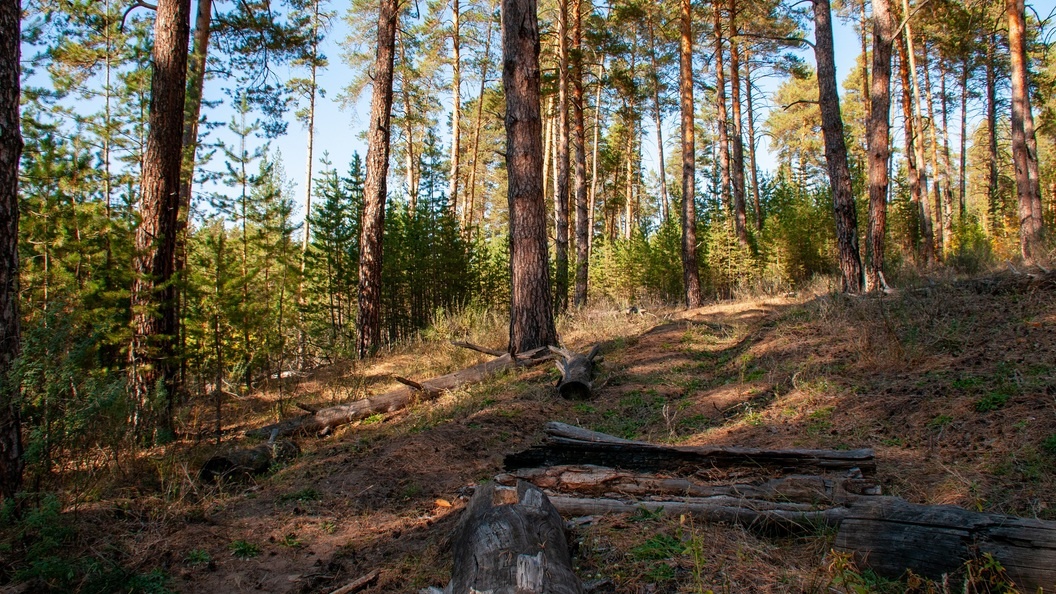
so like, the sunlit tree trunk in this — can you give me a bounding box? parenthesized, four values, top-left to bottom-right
(554, 0, 570, 313)
(814, 0, 862, 293)
(647, 22, 668, 222)
(1008, 0, 1045, 262)
(986, 32, 999, 235)
(866, 0, 893, 292)
(959, 55, 969, 218)
(898, 0, 935, 262)
(504, 0, 557, 352)
(922, 43, 952, 254)
(728, 1, 748, 246)
(466, 12, 493, 234)
(588, 60, 603, 257)
(0, 0, 24, 501)
(129, 0, 192, 438)
(680, 0, 702, 307)
(449, 0, 462, 215)
(712, 5, 731, 211)
(897, 35, 930, 261)
(572, 0, 589, 307)
(357, 0, 398, 359)
(744, 49, 762, 231)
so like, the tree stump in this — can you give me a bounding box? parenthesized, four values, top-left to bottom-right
(447, 481, 583, 594)
(549, 345, 600, 400)
(199, 440, 299, 482)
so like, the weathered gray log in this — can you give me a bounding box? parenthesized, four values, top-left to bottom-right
(495, 465, 879, 504)
(547, 494, 850, 533)
(199, 440, 300, 482)
(451, 341, 507, 357)
(544, 422, 643, 444)
(506, 424, 875, 475)
(446, 482, 583, 594)
(835, 497, 1056, 592)
(246, 347, 551, 438)
(549, 345, 601, 400)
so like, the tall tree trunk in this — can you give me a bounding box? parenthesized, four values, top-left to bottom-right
(986, 33, 999, 235)
(572, 0, 588, 307)
(356, 0, 399, 359)
(898, 37, 927, 260)
(298, 0, 322, 370)
(813, 0, 863, 293)
(959, 56, 969, 218)
(866, 0, 893, 292)
(129, 0, 192, 438)
(503, 0, 557, 352)
(466, 12, 493, 233)
(588, 61, 603, 257)
(898, 0, 935, 262)
(744, 49, 762, 231)
(0, 0, 24, 502)
(680, 0, 702, 307)
(939, 60, 955, 231)
(647, 22, 668, 222)
(542, 96, 553, 206)
(1008, 0, 1045, 262)
(554, 0, 570, 313)
(728, 2, 748, 246)
(712, 5, 732, 211)
(922, 44, 952, 255)
(449, 0, 462, 215)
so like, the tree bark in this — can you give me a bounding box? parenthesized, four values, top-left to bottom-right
(356, 0, 399, 359)
(0, 0, 24, 501)
(898, 38, 926, 258)
(1008, 0, 1045, 263)
(744, 49, 762, 231)
(466, 13, 493, 233)
(986, 33, 999, 234)
(679, 0, 702, 308)
(898, 0, 935, 263)
(866, 0, 893, 292)
(813, 0, 863, 293)
(298, 0, 322, 369)
(449, 0, 462, 215)
(728, 2, 749, 246)
(922, 44, 948, 256)
(647, 23, 668, 223)
(571, 0, 588, 307)
(959, 56, 969, 218)
(504, 0, 558, 353)
(712, 6, 732, 212)
(128, 0, 192, 438)
(554, 0, 570, 313)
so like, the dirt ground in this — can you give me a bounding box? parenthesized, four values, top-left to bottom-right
(5, 272, 1056, 593)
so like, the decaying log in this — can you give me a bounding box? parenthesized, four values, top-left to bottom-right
(835, 497, 1056, 592)
(247, 347, 551, 438)
(547, 494, 849, 533)
(496, 465, 880, 504)
(549, 345, 601, 400)
(199, 440, 300, 482)
(328, 570, 380, 594)
(506, 424, 875, 475)
(445, 482, 583, 594)
(451, 341, 507, 357)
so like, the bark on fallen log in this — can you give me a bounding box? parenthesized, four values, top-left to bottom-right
(199, 440, 300, 482)
(506, 424, 875, 475)
(496, 465, 880, 504)
(247, 347, 551, 438)
(445, 482, 583, 594)
(835, 497, 1056, 592)
(547, 494, 850, 533)
(549, 345, 601, 400)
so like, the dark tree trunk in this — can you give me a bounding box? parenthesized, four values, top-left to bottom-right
(572, 0, 588, 307)
(866, 0, 893, 292)
(712, 6, 732, 211)
(959, 57, 969, 218)
(897, 9, 935, 263)
(898, 42, 925, 256)
(503, 0, 558, 353)
(813, 0, 862, 293)
(356, 0, 399, 359)
(1008, 0, 1045, 262)
(128, 0, 192, 439)
(679, 0, 702, 307)
(554, 0, 570, 314)
(728, 2, 748, 246)
(0, 0, 24, 502)
(986, 33, 999, 234)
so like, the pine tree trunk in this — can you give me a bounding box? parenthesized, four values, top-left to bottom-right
(554, 0, 570, 313)
(298, 0, 321, 369)
(712, 6, 732, 212)
(866, 0, 893, 292)
(939, 60, 955, 232)
(0, 0, 24, 501)
(744, 50, 762, 231)
(356, 0, 399, 359)
(897, 0, 935, 262)
(466, 14, 493, 233)
(572, 0, 588, 307)
(588, 61, 603, 258)
(503, 0, 558, 353)
(728, 2, 748, 246)
(813, 0, 862, 294)
(959, 57, 969, 218)
(647, 23, 668, 223)
(129, 0, 192, 438)
(898, 40, 926, 258)
(922, 44, 950, 256)
(449, 0, 462, 215)
(680, 0, 702, 307)
(1008, 0, 1045, 262)
(986, 33, 999, 234)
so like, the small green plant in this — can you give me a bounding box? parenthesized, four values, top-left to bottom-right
(975, 391, 1010, 412)
(279, 487, 321, 503)
(630, 533, 684, 561)
(927, 414, 954, 431)
(361, 413, 384, 425)
(185, 549, 211, 566)
(1043, 434, 1056, 455)
(321, 520, 337, 534)
(229, 540, 261, 559)
(280, 533, 302, 548)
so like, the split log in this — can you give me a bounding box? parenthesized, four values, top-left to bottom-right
(835, 497, 1056, 592)
(496, 465, 880, 504)
(247, 347, 551, 438)
(199, 440, 300, 482)
(506, 424, 875, 475)
(547, 494, 850, 533)
(549, 345, 601, 400)
(446, 482, 583, 594)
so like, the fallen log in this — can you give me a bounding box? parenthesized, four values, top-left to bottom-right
(835, 497, 1056, 592)
(547, 494, 849, 533)
(328, 570, 380, 594)
(199, 439, 300, 482)
(446, 481, 583, 594)
(247, 347, 552, 438)
(506, 424, 875, 475)
(549, 345, 601, 400)
(451, 341, 507, 357)
(496, 465, 880, 504)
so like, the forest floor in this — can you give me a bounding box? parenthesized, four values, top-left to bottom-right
(5, 269, 1056, 593)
